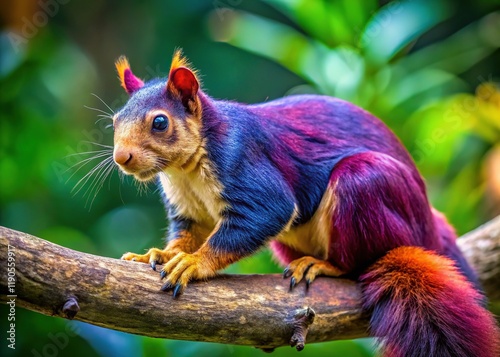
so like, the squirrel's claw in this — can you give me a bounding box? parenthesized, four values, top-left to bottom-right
(160, 281, 174, 292)
(305, 279, 312, 290)
(172, 283, 183, 298)
(283, 267, 292, 279)
(159, 251, 216, 298)
(160, 281, 183, 298)
(284, 256, 344, 291)
(121, 247, 179, 272)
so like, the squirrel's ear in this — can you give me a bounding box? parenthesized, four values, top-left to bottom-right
(115, 56, 144, 95)
(167, 67, 199, 107)
(166, 50, 199, 111)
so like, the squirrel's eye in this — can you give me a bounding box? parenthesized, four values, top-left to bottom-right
(152, 115, 169, 132)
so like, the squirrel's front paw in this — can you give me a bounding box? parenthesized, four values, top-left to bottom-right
(159, 252, 216, 298)
(121, 248, 179, 271)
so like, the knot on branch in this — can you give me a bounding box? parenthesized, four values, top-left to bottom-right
(289, 306, 316, 351)
(62, 297, 80, 319)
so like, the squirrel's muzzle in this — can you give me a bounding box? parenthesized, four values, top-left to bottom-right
(113, 148, 133, 166)
(112, 145, 159, 182)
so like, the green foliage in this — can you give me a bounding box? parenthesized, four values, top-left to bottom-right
(1, 1, 499, 356)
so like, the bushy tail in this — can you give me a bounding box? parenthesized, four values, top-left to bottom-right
(359, 246, 499, 357)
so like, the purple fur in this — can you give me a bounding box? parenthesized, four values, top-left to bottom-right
(123, 69, 144, 94)
(327, 151, 440, 273)
(269, 240, 304, 266)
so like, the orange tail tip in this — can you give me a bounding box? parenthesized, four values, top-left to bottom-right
(360, 246, 500, 357)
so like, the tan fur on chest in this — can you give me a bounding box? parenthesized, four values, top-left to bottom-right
(159, 157, 226, 228)
(276, 186, 336, 259)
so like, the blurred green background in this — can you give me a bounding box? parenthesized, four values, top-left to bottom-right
(1, 0, 499, 356)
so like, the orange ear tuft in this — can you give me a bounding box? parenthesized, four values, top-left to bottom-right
(115, 56, 144, 95)
(170, 49, 189, 72)
(169, 49, 199, 80)
(115, 56, 131, 90)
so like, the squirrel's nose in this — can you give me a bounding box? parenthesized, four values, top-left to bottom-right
(114, 148, 132, 166)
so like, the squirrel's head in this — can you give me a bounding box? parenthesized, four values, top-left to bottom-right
(112, 50, 202, 182)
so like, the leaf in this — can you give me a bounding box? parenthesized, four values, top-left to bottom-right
(269, 0, 333, 45)
(268, 0, 378, 47)
(383, 68, 466, 109)
(404, 96, 476, 173)
(360, 0, 451, 65)
(322, 46, 365, 101)
(394, 11, 500, 74)
(209, 11, 332, 91)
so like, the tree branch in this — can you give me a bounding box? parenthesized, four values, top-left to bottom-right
(0, 217, 499, 350)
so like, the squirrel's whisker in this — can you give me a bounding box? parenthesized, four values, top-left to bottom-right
(80, 141, 113, 149)
(95, 117, 113, 125)
(64, 151, 113, 179)
(84, 158, 116, 209)
(85, 159, 115, 203)
(64, 149, 112, 159)
(91, 93, 115, 115)
(72, 156, 113, 196)
(84, 105, 113, 117)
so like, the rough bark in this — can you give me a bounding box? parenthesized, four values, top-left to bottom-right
(457, 215, 500, 302)
(0, 217, 499, 350)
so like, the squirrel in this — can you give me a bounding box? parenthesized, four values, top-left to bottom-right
(112, 50, 499, 356)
